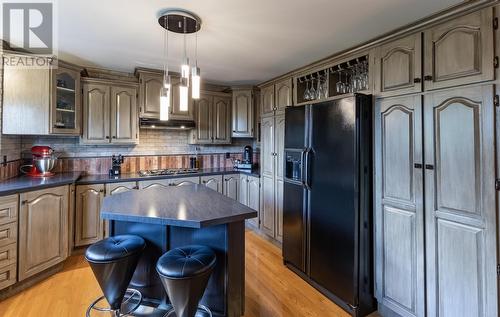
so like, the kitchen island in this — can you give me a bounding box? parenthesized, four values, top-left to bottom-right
(101, 184, 257, 317)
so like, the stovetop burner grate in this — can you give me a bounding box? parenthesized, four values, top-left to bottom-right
(138, 168, 199, 177)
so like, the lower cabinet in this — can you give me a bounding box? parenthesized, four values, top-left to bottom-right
(223, 174, 239, 200)
(18, 186, 69, 281)
(105, 182, 138, 195)
(75, 184, 104, 247)
(201, 175, 223, 193)
(0, 194, 18, 290)
(239, 175, 260, 228)
(139, 177, 200, 189)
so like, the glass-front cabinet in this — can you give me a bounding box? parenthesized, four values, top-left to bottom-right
(51, 67, 81, 135)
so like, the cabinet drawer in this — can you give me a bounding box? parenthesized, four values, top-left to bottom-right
(0, 264, 16, 290)
(0, 195, 18, 225)
(0, 222, 17, 247)
(0, 244, 16, 269)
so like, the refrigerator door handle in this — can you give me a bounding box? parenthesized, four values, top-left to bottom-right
(304, 148, 312, 190)
(300, 148, 307, 187)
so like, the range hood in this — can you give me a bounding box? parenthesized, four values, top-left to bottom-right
(139, 118, 195, 130)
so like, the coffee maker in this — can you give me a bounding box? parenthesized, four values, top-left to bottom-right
(235, 146, 253, 169)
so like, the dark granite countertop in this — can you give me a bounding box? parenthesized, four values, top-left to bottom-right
(0, 172, 82, 196)
(76, 167, 260, 185)
(0, 168, 260, 196)
(101, 184, 257, 228)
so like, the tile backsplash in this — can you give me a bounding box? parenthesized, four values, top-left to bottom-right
(21, 129, 256, 158)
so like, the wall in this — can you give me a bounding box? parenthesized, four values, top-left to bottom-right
(0, 49, 23, 180)
(20, 131, 259, 175)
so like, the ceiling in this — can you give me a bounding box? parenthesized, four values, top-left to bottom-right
(57, 0, 463, 85)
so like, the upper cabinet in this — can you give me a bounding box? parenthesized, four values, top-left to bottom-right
(232, 88, 254, 138)
(81, 78, 138, 145)
(423, 8, 494, 90)
(261, 84, 275, 116)
(375, 33, 422, 97)
(190, 91, 232, 145)
(274, 78, 293, 112)
(2, 55, 82, 135)
(136, 69, 193, 121)
(261, 78, 293, 117)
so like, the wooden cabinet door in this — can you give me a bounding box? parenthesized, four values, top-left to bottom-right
(169, 177, 200, 186)
(261, 116, 275, 178)
(171, 76, 194, 120)
(260, 174, 275, 237)
(223, 174, 239, 200)
(110, 86, 138, 144)
(82, 83, 110, 144)
(2, 56, 51, 135)
(139, 72, 162, 118)
(18, 186, 69, 281)
(105, 182, 138, 196)
(192, 94, 213, 144)
(0, 195, 18, 226)
(238, 174, 248, 206)
(213, 96, 231, 144)
(375, 33, 422, 97)
(201, 175, 223, 193)
(374, 95, 425, 317)
(423, 8, 494, 91)
(275, 178, 284, 242)
(260, 84, 275, 116)
(232, 89, 254, 137)
(424, 86, 497, 317)
(275, 115, 285, 180)
(247, 176, 260, 227)
(275, 78, 293, 112)
(51, 66, 81, 135)
(75, 184, 104, 247)
(139, 179, 170, 190)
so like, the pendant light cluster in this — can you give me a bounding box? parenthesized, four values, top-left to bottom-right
(158, 9, 202, 121)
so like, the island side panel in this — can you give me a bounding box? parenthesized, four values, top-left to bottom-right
(169, 224, 229, 317)
(110, 220, 168, 305)
(226, 221, 245, 317)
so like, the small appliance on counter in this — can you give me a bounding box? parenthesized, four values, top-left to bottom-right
(109, 155, 124, 176)
(20, 146, 58, 177)
(235, 145, 253, 170)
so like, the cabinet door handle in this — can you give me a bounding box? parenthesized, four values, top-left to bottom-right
(424, 75, 433, 81)
(21, 200, 28, 205)
(105, 136, 110, 139)
(112, 136, 116, 139)
(99, 189, 104, 193)
(413, 78, 421, 83)
(133, 186, 139, 190)
(202, 180, 207, 184)
(425, 164, 434, 170)
(414, 163, 423, 169)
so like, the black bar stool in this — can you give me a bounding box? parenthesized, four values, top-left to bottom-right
(156, 245, 217, 317)
(85, 235, 146, 317)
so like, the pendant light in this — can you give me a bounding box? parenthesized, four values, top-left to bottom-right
(191, 20, 201, 99)
(157, 9, 202, 112)
(179, 16, 189, 111)
(160, 16, 171, 121)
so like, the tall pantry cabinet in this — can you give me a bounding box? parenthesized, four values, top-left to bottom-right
(374, 6, 497, 317)
(259, 78, 292, 242)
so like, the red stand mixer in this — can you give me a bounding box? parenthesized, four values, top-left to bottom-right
(20, 146, 58, 177)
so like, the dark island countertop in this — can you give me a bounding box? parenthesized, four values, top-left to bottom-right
(76, 167, 260, 185)
(101, 184, 257, 228)
(0, 172, 82, 196)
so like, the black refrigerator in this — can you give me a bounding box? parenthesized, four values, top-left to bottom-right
(282, 94, 375, 317)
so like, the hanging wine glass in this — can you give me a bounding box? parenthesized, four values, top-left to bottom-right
(336, 69, 344, 94)
(303, 79, 311, 101)
(309, 77, 316, 100)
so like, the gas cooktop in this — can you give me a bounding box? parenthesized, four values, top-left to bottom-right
(138, 168, 199, 177)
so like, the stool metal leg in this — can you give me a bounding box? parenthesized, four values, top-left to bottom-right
(86, 288, 142, 317)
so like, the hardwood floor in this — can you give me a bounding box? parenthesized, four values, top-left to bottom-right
(0, 230, 372, 317)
